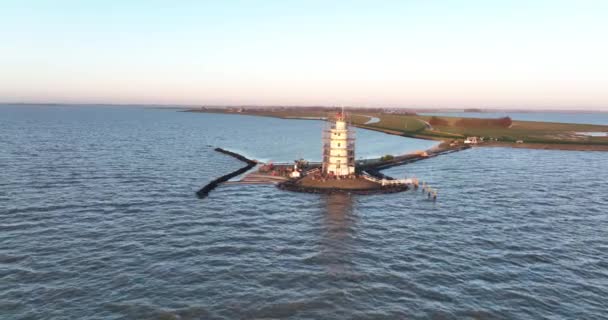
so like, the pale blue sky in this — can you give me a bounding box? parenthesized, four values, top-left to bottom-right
(1, 0, 607, 109)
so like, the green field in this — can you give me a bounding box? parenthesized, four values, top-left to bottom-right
(349, 113, 608, 146)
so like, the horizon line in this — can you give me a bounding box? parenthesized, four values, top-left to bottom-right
(2, 101, 608, 113)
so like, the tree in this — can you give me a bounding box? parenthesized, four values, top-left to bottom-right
(380, 154, 394, 161)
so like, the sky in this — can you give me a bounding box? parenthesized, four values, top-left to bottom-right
(1, 0, 607, 109)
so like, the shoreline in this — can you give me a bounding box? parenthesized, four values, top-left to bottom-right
(186, 109, 444, 141)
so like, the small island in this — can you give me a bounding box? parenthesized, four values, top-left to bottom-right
(206, 111, 424, 197)
(275, 111, 417, 195)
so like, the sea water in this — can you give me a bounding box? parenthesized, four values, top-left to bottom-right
(1, 105, 607, 319)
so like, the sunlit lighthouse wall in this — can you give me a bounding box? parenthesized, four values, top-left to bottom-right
(322, 111, 356, 176)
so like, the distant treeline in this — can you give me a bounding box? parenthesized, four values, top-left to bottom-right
(196, 106, 417, 115)
(430, 116, 512, 128)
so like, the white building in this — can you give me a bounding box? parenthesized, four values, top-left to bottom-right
(322, 112, 356, 176)
(464, 136, 480, 144)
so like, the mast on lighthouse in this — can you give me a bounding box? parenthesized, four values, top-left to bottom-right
(322, 109, 356, 176)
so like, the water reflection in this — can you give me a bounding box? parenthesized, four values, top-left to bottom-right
(319, 194, 358, 277)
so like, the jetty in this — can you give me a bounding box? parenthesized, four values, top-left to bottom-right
(196, 148, 257, 198)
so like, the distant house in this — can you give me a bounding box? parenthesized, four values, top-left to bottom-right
(516, 140, 524, 144)
(464, 137, 480, 144)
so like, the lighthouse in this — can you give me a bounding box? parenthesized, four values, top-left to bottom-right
(322, 111, 356, 176)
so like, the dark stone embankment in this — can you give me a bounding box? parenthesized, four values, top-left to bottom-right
(277, 179, 409, 195)
(196, 148, 257, 198)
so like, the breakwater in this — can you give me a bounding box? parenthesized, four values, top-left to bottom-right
(196, 148, 257, 198)
(362, 145, 471, 173)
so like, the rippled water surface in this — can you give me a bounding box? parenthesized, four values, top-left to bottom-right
(1, 105, 607, 319)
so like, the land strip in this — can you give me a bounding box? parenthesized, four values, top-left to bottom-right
(186, 107, 608, 151)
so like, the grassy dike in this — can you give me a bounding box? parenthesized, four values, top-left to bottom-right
(186, 108, 608, 151)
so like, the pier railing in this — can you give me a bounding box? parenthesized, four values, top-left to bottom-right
(362, 174, 414, 186)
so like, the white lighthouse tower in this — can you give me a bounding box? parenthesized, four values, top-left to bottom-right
(322, 110, 356, 176)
